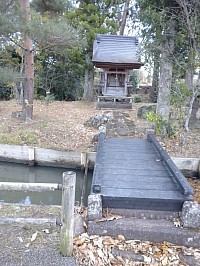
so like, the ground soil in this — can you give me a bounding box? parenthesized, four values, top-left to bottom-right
(0, 99, 199, 155)
(0, 99, 200, 265)
(0, 99, 199, 200)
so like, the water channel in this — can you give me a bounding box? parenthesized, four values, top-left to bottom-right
(0, 161, 93, 206)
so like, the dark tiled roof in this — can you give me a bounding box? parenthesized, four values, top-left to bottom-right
(92, 34, 142, 68)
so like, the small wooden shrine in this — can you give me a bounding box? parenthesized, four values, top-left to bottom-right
(92, 34, 143, 109)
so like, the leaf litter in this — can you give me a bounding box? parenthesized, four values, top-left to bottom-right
(73, 233, 200, 266)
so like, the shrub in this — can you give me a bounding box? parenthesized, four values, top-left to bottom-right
(134, 96, 142, 103)
(146, 111, 176, 137)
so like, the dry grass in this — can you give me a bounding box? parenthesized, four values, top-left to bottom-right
(0, 99, 199, 157)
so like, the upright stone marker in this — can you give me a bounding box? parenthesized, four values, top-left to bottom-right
(181, 201, 200, 229)
(88, 194, 102, 221)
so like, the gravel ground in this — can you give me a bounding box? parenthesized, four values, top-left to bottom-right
(1, 250, 77, 266)
(0, 224, 78, 266)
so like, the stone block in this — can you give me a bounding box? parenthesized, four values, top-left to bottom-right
(137, 105, 156, 119)
(87, 194, 102, 221)
(88, 217, 200, 248)
(74, 214, 85, 237)
(181, 201, 200, 229)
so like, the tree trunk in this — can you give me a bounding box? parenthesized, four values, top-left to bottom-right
(14, 55, 24, 104)
(183, 47, 196, 135)
(83, 53, 94, 101)
(119, 0, 130, 35)
(156, 43, 173, 121)
(150, 54, 160, 103)
(185, 65, 194, 91)
(156, 22, 175, 134)
(20, 0, 34, 120)
(184, 67, 199, 134)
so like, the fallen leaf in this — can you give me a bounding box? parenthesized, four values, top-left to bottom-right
(93, 238, 103, 248)
(161, 256, 168, 265)
(143, 255, 152, 263)
(117, 235, 125, 242)
(116, 256, 125, 265)
(42, 229, 49, 234)
(83, 221, 87, 230)
(18, 237, 23, 243)
(25, 243, 30, 248)
(31, 231, 38, 242)
(75, 237, 85, 246)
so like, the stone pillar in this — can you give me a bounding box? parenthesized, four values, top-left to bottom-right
(88, 194, 102, 221)
(181, 201, 200, 229)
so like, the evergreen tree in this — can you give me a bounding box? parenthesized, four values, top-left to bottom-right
(0, 0, 78, 119)
(136, 0, 180, 135)
(68, 0, 122, 101)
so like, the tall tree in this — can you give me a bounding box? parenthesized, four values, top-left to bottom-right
(175, 0, 200, 134)
(31, 0, 72, 14)
(136, 0, 179, 134)
(119, 0, 130, 35)
(137, 0, 200, 138)
(0, 0, 77, 119)
(68, 0, 122, 101)
(156, 19, 176, 128)
(30, 1, 81, 101)
(20, 0, 34, 120)
(135, 1, 162, 103)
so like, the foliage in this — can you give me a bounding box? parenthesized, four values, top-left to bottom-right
(134, 96, 142, 103)
(40, 94, 55, 102)
(34, 51, 84, 101)
(31, 0, 73, 14)
(28, 16, 78, 55)
(0, 1, 24, 89)
(171, 82, 192, 107)
(0, 67, 23, 86)
(0, 129, 37, 145)
(170, 81, 191, 126)
(68, 0, 121, 50)
(30, 2, 84, 101)
(0, 0, 84, 105)
(67, 0, 124, 100)
(136, 0, 200, 138)
(146, 111, 176, 137)
(0, 86, 11, 101)
(130, 70, 139, 93)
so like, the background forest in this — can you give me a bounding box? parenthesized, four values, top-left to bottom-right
(0, 0, 200, 138)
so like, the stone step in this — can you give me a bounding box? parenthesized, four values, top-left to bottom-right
(88, 217, 200, 248)
(107, 208, 179, 220)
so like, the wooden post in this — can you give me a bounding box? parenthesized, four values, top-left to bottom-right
(60, 171, 76, 256)
(0, 217, 56, 227)
(81, 159, 89, 207)
(28, 147, 35, 166)
(81, 152, 87, 172)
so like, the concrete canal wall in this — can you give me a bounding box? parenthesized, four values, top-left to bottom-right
(0, 144, 199, 177)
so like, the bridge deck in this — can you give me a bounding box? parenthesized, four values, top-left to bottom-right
(91, 133, 193, 211)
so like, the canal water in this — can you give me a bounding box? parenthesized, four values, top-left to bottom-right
(0, 161, 92, 206)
